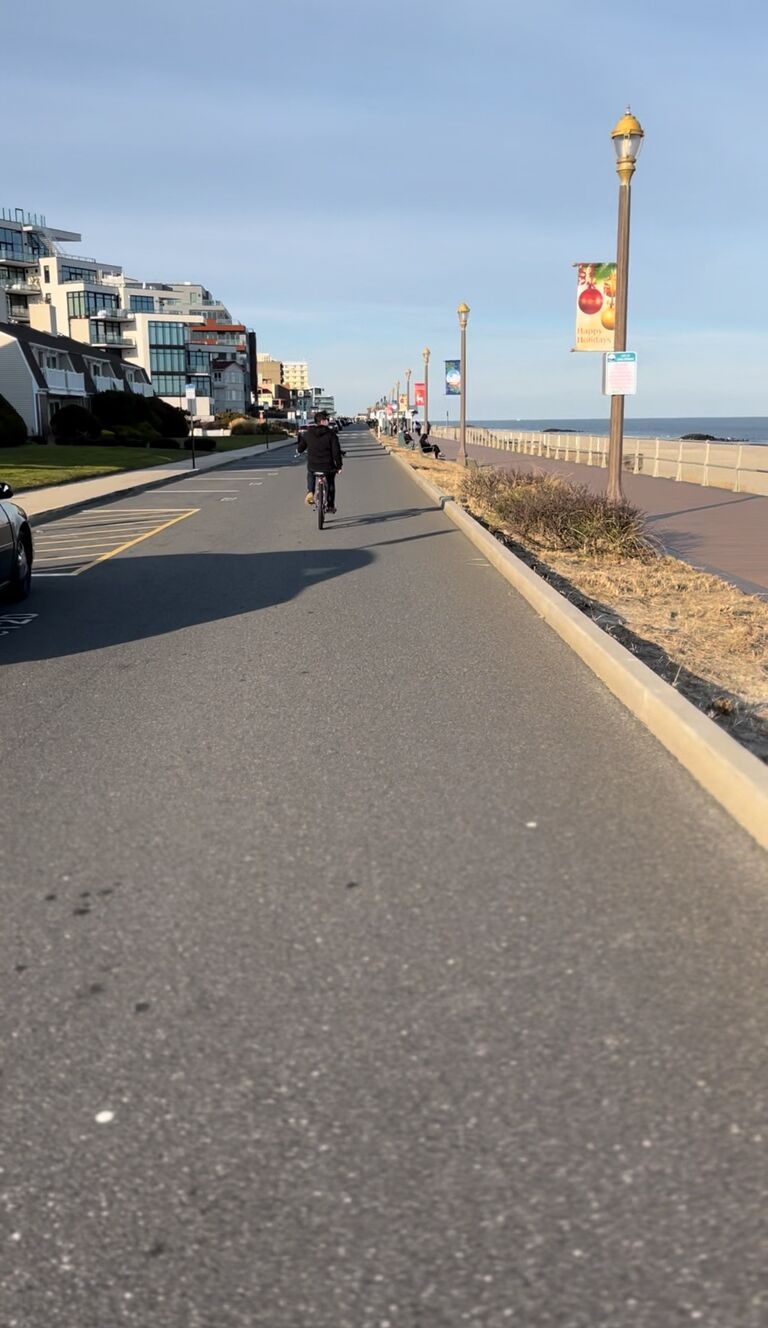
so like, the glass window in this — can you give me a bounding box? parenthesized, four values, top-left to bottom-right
(44, 265, 50, 283)
(90, 320, 126, 345)
(148, 321, 186, 346)
(150, 347, 185, 373)
(67, 290, 118, 317)
(0, 226, 24, 259)
(61, 264, 100, 284)
(152, 373, 185, 396)
(130, 294, 155, 312)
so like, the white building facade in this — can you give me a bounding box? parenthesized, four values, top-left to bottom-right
(0, 320, 152, 437)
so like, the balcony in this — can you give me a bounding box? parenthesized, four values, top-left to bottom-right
(89, 330, 135, 349)
(3, 275, 40, 294)
(43, 367, 85, 395)
(93, 376, 124, 392)
(130, 381, 154, 397)
(91, 338, 134, 350)
(91, 306, 133, 320)
(0, 250, 39, 267)
(56, 252, 121, 275)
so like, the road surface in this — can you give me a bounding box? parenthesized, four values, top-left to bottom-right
(2, 428, 768, 1326)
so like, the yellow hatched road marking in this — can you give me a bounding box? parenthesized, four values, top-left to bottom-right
(37, 518, 175, 532)
(38, 536, 158, 548)
(70, 509, 199, 574)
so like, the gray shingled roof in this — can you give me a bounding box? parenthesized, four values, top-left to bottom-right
(0, 320, 151, 392)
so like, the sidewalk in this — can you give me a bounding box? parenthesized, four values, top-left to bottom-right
(14, 439, 291, 522)
(433, 433, 768, 598)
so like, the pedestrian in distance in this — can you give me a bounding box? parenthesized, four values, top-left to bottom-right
(297, 410, 343, 513)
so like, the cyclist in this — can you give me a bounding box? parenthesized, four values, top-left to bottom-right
(297, 410, 343, 513)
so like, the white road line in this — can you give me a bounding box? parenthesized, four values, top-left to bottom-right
(249, 481, 263, 486)
(49, 508, 194, 516)
(220, 496, 237, 502)
(35, 554, 111, 563)
(37, 520, 168, 533)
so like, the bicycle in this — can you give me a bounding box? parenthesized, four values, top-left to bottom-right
(312, 471, 329, 530)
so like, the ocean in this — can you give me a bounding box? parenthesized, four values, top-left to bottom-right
(468, 417, 768, 444)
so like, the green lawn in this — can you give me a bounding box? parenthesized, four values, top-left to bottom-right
(0, 443, 197, 491)
(212, 430, 293, 451)
(0, 432, 294, 491)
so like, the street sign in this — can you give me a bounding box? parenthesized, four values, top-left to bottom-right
(602, 350, 637, 396)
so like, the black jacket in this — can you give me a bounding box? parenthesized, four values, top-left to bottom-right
(297, 425, 342, 472)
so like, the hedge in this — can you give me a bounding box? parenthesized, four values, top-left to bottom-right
(50, 404, 102, 443)
(0, 393, 27, 447)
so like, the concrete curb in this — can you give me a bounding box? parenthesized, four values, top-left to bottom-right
(20, 439, 296, 526)
(385, 443, 768, 853)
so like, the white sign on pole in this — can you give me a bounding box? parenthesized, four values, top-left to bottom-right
(602, 351, 637, 396)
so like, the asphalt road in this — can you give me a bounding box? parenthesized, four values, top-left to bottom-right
(2, 427, 768, 1327)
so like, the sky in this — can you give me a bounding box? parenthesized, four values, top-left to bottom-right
(5, 0, 768, 418)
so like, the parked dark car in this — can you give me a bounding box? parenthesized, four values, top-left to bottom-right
(0, 482, 33, 601)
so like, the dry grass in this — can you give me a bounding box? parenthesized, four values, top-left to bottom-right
(462, 465, 649, 557)
(397, 450, 768, 762)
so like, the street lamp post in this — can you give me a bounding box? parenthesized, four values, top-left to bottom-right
(457, 302, 470, 467)
(606, 109, 644, 503)
(423, 346, 430, 435)
(396, 378, 400, 438)
(405, 368, 411, 418)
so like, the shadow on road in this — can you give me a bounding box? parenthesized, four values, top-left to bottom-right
(645, 494, 760, 522)
(331, 507, 430, 530)
(1, 547, 375, 663)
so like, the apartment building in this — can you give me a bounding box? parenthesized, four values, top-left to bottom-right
(282, 360, 309, 390)
(0, 320, 152, 437)
(0, 207, 81, 326)
(0, 208, 251, 417)
(256, 353, 283, 388)
(210, 359, 249, 414)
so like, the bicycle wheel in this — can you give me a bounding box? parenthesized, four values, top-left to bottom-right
(316, 477, 325, 530)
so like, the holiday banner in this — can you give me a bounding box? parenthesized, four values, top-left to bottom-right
(399, 394, 408, 409)
(414, 382, 426, 406)
(445, 359, 461, 395)
(573, 262, 617, 352)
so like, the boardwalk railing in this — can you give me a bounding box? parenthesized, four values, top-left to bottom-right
(431, 427, 768, 498)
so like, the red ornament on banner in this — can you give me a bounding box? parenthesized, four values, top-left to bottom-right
(578, 284, 603, 315)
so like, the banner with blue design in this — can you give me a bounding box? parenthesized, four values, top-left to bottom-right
(445, 360, 461, 395)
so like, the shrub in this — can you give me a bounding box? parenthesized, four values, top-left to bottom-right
(461, 466, 650, 558)
(0, 393, 27, 447)
(91, 390, 148, 428)
(50, 404, 101, 443)
(110, 422, 161, 446)
(230, 419, 261, 436)
(146, 397, 188, 438)
(214, 410, 243, 427)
